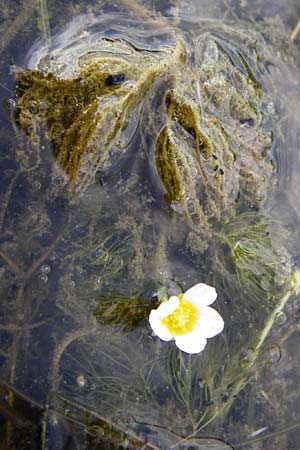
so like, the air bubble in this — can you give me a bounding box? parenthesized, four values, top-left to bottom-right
(67, 96, 77, 106)
(27, 125, 34, 134)
(29, 102, 38, 114)
(88, 92, 97, 102)
(275, 311, 287, 325)
(39, 274, 48, 284)
(40, 264, 51, 274)
(51, 123, 64, 140)
(6, 98, 16, 110)
(76, 374, 86, 388)
(268, 344, 281, 364)
(240, 348, 255, 368)
(95, 248, 104, 258)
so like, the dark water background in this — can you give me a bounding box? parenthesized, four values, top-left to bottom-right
(1, 1, 300, 449)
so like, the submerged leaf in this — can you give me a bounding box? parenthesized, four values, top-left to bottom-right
(215, 213, 292, 309)
(94, 293, 159, 330)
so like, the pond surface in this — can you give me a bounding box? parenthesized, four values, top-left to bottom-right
(1, 0, 300, 449)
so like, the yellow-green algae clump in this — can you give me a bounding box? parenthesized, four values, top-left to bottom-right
(14, 38, 185, 193)
(13, 29, 276, 240)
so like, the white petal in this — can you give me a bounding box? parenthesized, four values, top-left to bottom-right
(155, 296, 180, 319)
(184, 283, 217, 307)
(175, 333, 207, 354)
(149, 310, 173, 341)
(196, 306, 224, 339)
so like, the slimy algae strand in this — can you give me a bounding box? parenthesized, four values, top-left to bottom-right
(165, 89, 214, 157)
(155, 89, 214, 203)
(13, 39, 185, 193)
(14, 65, 104, 180)
(155, 125, 185, 202)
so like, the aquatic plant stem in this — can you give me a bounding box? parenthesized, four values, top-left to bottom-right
(39, 0, 51, 49)
(199, 289, 293, 426)
(49, 327, 97, 395)
(253, 289, 292, 356)
(186, 356, 200, 432)
(170, 288, 294, 448)
(0, 249, 24, 278)
(235, 419, 300, 448)
(0, 170, 20, 234)
(56, 394, 162, 450)
(3, 230, 65, 445)
(290, 17, 300, 43)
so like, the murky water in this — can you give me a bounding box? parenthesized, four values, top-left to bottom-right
(1, 1, 300, 449)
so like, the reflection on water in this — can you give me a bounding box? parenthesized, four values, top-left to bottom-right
(1, 0, 300, 449)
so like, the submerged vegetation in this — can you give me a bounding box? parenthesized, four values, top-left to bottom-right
(14, 39, 185, 191)
(1, 0, 300, 449)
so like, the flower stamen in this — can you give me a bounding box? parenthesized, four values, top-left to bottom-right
(162, 297, 198, 335)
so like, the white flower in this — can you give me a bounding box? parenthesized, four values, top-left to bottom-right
(149, 283, 224, 354)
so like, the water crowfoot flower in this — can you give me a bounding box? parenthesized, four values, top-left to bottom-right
(149, 283, 224, 354)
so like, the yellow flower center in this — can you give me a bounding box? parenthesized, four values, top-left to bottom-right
(161, 296, 199, 336)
